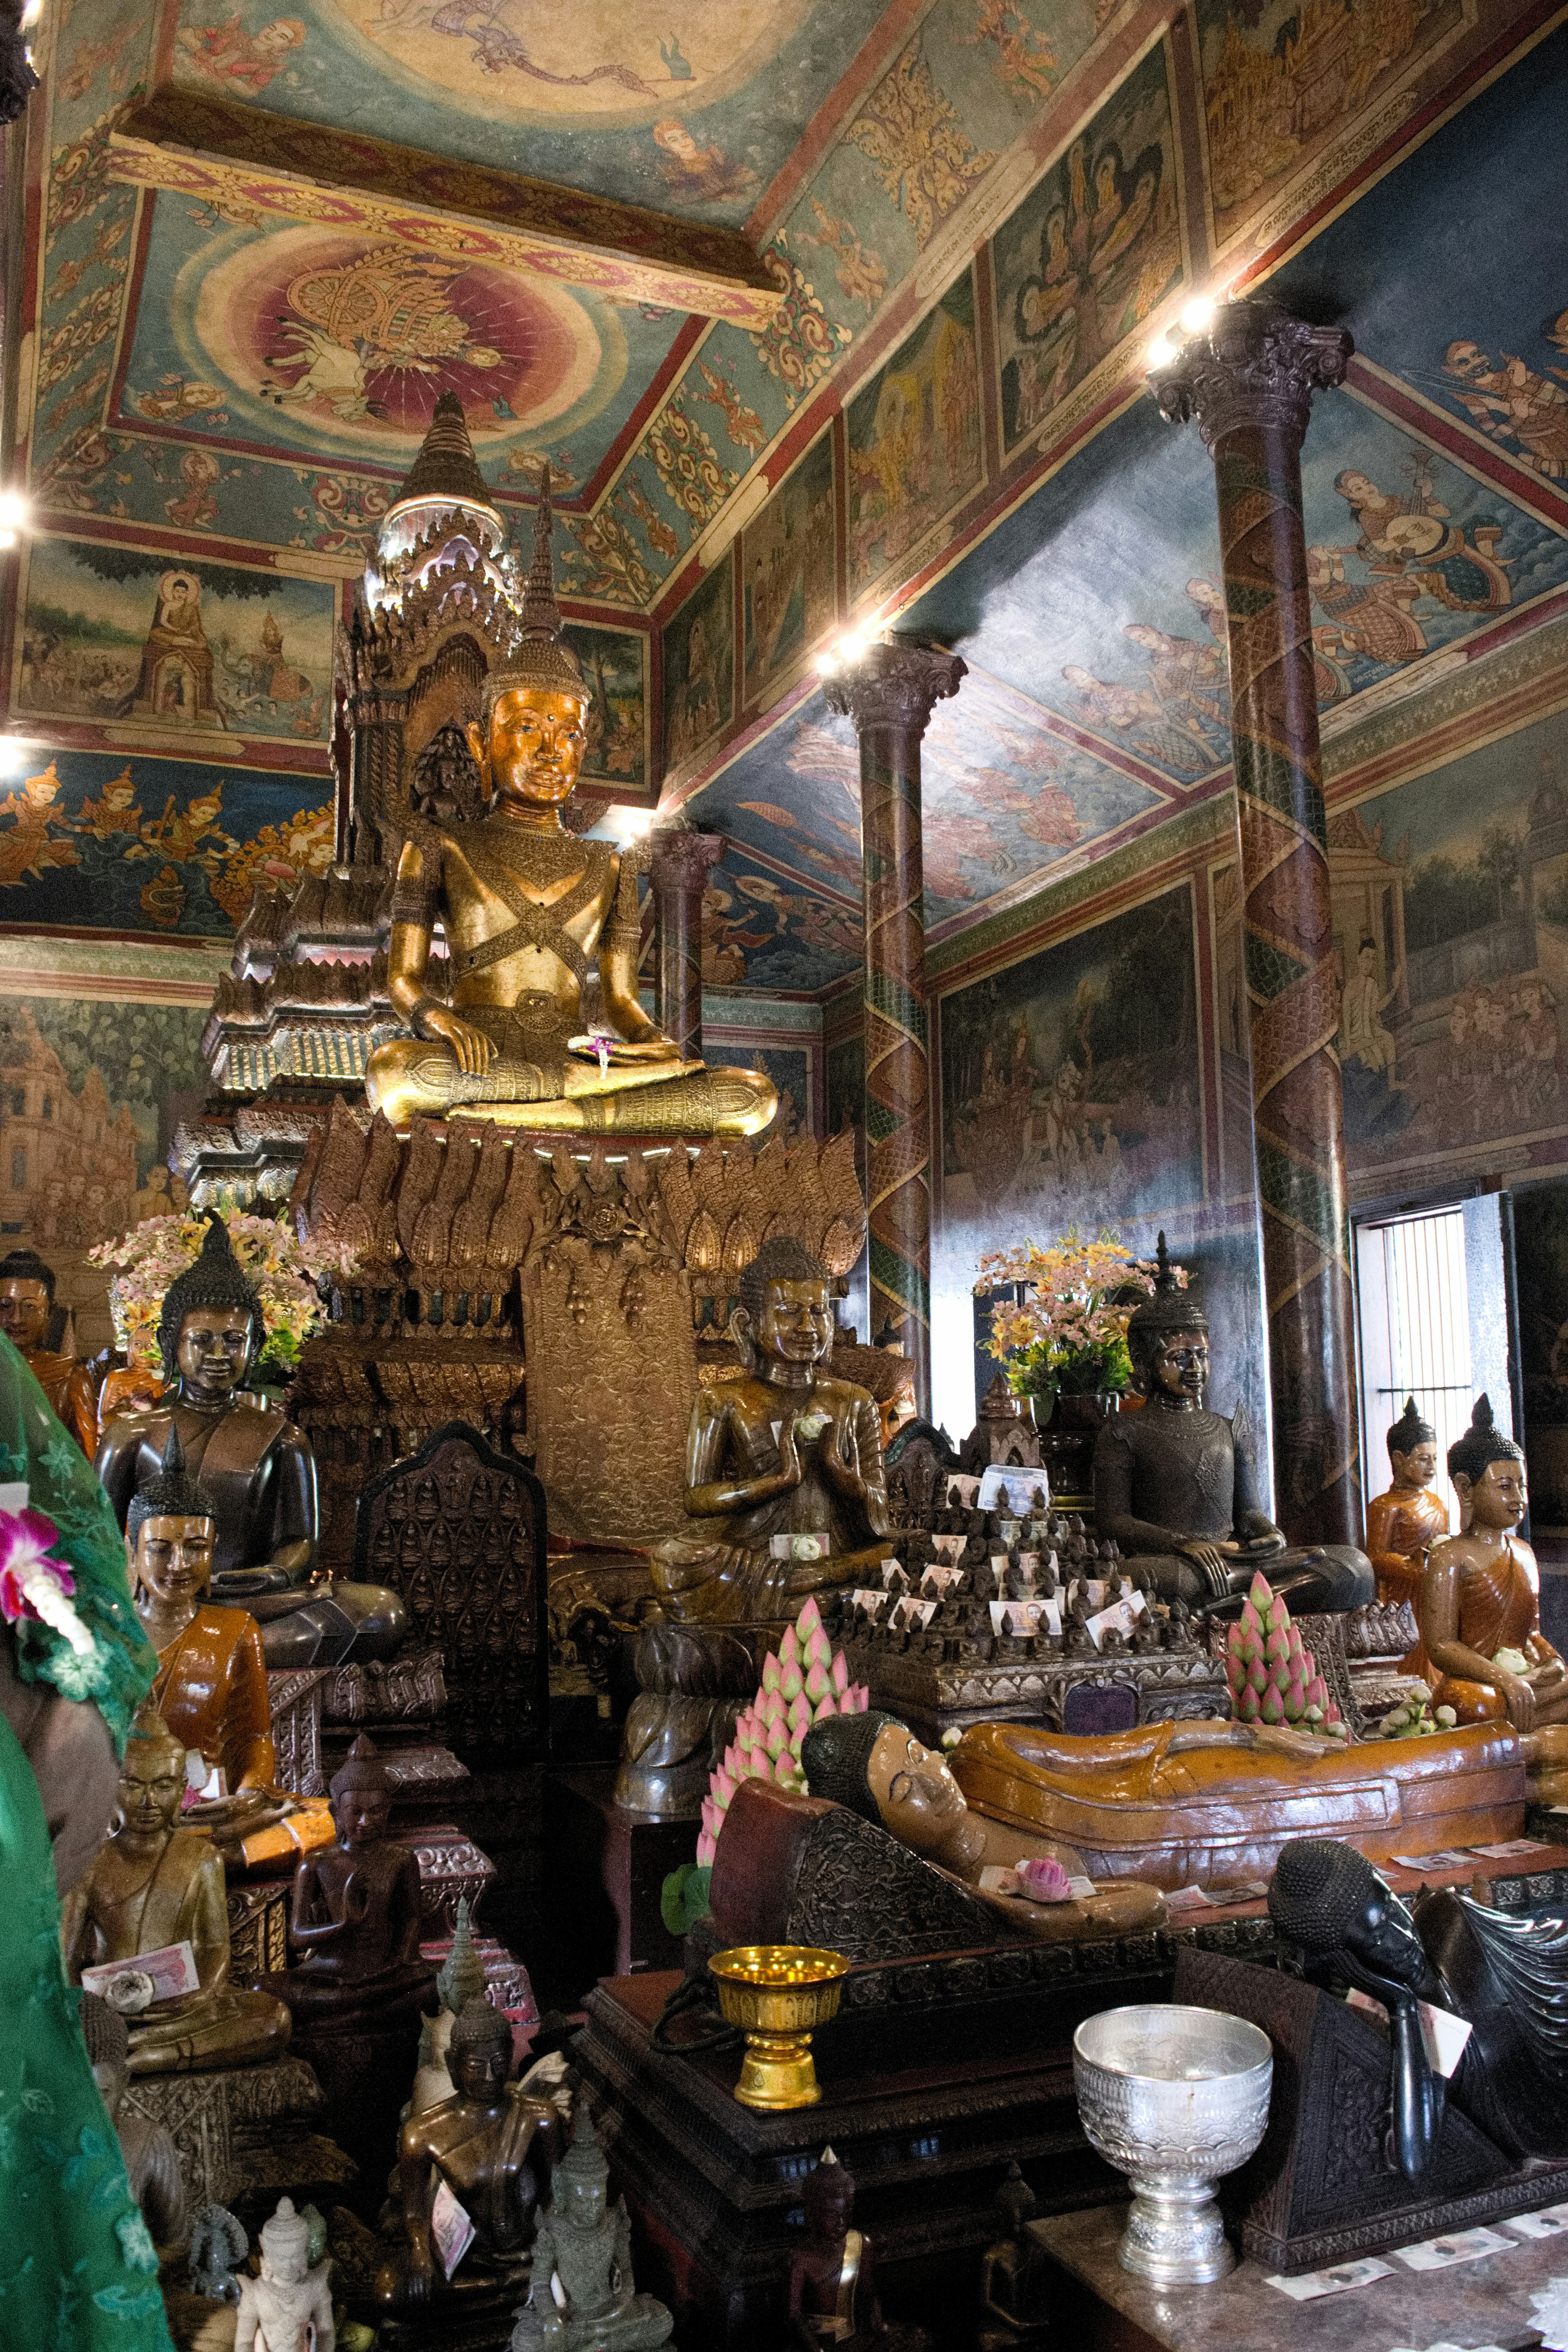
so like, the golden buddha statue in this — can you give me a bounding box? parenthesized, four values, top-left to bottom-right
(60, 1702, 292, 2074)
(364, 472, 775, 1138)
(651, 1238, 893, 1624)
(1366, 1396, 1449, 1611)
(1420, 1394, 1568, 1733)
(0, 1247, 98, 1455)
(128, 1425, 276, 1793)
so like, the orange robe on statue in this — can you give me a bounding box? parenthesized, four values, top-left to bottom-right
(22, 1345, 98, 1457)
(1365, 1483, 1449, 1610)
(150, 1603, 276, 1791)
(1424, 1537, 1566, 1723)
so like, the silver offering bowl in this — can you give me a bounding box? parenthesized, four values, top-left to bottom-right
(1073, 2003, 1273, 2287)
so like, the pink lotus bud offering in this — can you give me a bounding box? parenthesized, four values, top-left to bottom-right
(1248, 1572, 1272, 1613)
(831, 1654, 850, 1695)
(1014, 1854, 1073, 1905)
(1260, 1686, 1285, 1725)
(780, 1625, 800, 1671)
(762, 1654, 782, 1695)
(1236, 1684, 1260, 1722)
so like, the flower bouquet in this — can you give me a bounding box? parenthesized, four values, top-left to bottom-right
(974, 1228, 1185, 1408)
(90, 1208, 360, 1384)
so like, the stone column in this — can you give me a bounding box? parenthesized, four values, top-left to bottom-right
(823, 637, 965, 1417)
(650, 828, 723, 1064)
(1151, 297, 1359, 1545)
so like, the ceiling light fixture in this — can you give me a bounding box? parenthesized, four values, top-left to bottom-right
(1179, 296, 1216, 335)
(0, 492, 28, 537)
(1147, 333, 1176, 369)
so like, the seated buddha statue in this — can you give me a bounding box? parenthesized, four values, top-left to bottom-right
(514, 2113, 673, 2350)
(1269, 1836, 1568, 2174)
(96, 1213, 405, 1670)
(788, 2147, 924, 2352)
(363, 471, 774, 1140)
(0, 1245, 98, 1454)
(1366, 1396, 1449, 1611)
(376, 1994, 564, 2319)
(1092, 1236, 1373, 1615)
(128, 1425, 275, 1792)
(1419, 1394, 1568, 1733)
(60, 1702, 292, 2074)
(650, 1238, 894, 1624)
(256, 1735, 437, 2032)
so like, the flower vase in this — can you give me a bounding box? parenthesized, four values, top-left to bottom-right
(1040, 1392, 1119, 1509)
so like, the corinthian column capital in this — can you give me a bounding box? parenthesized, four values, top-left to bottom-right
(1149, 297, 1353, 456)
(821, 637, 966, 738)
(649, 826, 724, 897)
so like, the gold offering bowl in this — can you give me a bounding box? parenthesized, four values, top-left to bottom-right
(708, 1944, 851, 2111)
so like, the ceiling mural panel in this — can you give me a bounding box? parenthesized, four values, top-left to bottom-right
(166, 0, 886, 225)
(662, 549, 734, 773)
(740, 426, 837, 710)
(702, 845, 861, 995)
(993, 35, 1183, 457)
(14, 536, 335, 744)
(847, 263, 983, 603)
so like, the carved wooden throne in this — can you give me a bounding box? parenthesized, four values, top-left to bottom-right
(352, 1419, 549, 1758)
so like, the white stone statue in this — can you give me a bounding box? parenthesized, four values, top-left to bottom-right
(234, 2197, 334, 2352)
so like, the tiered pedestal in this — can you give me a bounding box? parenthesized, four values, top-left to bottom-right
(840, 1635, 1229, 1746)
(575, 1846, 1568, 2352)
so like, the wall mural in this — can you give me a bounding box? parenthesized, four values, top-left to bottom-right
(1327, 708, 1568, 1188)
(740, 428, 835, 706)
(0, 748, 334, 935)
(662, 549, 734, 771)
(847, 266, 983, 602)
(0, 993, 210, 1353)
(993, 36, 1183, 454)
(15, 538, 335, 743)
(567, 621, 648, 788)
(700, 848, 860, 993)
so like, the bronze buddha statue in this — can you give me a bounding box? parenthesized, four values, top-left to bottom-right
(364, 472, 775, 1139)
(96, 1214, 405, 1668)
(650, 1238, 893, 1624)
(0, 1246, 98, 1454)
(1091, 1236, 1373, 1614)
(61, 1702, 291, 2074)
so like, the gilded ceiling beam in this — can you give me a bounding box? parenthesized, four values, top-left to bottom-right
(106, 90, 782, 330)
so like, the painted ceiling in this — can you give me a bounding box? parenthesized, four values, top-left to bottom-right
(5, 0, 1564, 993)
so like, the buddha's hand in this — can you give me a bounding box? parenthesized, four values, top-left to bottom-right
(417, 1005, 494, 1074)
(398, 2248, 435, 2307)
(818, 1410, 866, 1500)
(1178, 1539, 1234, 1596)
(1499, 1669, 1538, 1733)
(610, 1029, 682, 1062)
(772, 1416, 805, 1494)
(1237, 1517, 1287, 1555)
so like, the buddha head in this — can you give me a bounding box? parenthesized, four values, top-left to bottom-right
(552, 2113, 610, 2235)
(466, 466, 590, 817)
(258, 2198, 312, 2288)
(1267, 1838, 1425, 1999)
(328, 1735, 392, 1848)
(801, 1707, 974, 1866)
(0, 1245, 56, 1355)
(116, 1704, 188, 1849)
(448, 1995, 512, 2107)
(803, 2145, 855, 2243)
(1385, 1396, 1438, 1495)
(157, 1213, 266, 1401)
(1126, 1232, 1207, 1407)
(733, 1237, 834, 1376)
(127, 1423, 216, 1609)
(1447, 1393, 1526, 1534)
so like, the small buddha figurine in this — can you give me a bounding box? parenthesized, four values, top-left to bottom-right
(234, 2197, 334, 2352)
(651, 1238, 893, 1623)
(518, 2111, 673, 2350)
(0, 1245, 98, 1453)
(410, 1895, 488, 2116)
(800, 1710, 1165, 1940)
(377, 1995, 564, 2316)
(976, 2163, 1048, 2350)
(363, 470, 774, 1140)
(787, 2147, 925, 2351)
(1092, 1236, 1373, 1613)
(1366, 1396, 1450, 1611)
(80, 1991, 187, 2250)
(256, 1735, 437, 2032)
(61, 1701, 292, 2074)
(1420, 1394, 1568, 1731)
(129, 1424, 276, 1792)
(96, 1213, 405, 1668)
(1268, 1836, 1568, 2175)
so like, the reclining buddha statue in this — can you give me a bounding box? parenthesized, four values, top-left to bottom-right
(364, 471, 775, 1139)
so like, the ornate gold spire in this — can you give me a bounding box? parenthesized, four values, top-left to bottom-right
(385, 390, 499, 528)
(481, 462, 584, 711)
